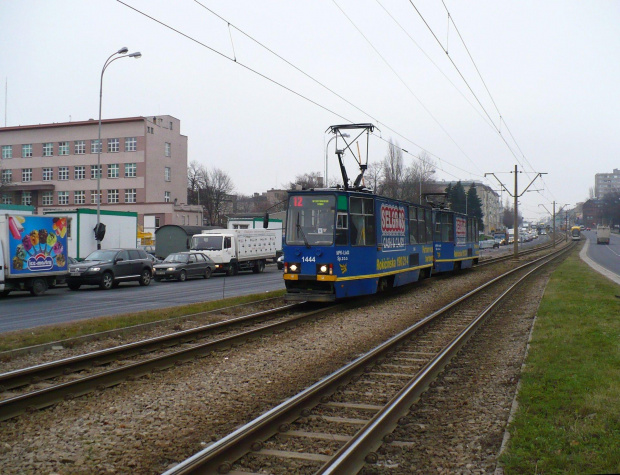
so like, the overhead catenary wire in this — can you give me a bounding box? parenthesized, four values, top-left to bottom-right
(331, 0, 484, 178)
(407, 0, 558, 203)
(118, 0, 484, 182)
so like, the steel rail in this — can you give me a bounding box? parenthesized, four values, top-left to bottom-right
(317, 243, 573, 473)
(162, 243, 574, 475)
(0, 303, 338, 422)
(0, 304, 299, 392)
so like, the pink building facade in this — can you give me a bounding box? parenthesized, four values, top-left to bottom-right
(0, 115, 202, 237)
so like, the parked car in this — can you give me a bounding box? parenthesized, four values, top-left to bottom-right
(153, 252, 214, 282)
(67, 248, 153, 290)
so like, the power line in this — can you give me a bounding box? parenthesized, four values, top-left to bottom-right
(332, 0, 484, 177)
(118, 0, 483, 182)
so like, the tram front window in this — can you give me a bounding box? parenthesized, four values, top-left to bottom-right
(286, 195, 336, 246)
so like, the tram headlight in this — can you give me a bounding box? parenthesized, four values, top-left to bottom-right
(316, 263, 333, 275)
(285, 263, 301, 274)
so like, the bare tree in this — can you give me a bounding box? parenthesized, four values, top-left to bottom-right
(364, 161, 383, 193)
(287, 172, 324, 190)
(409, 151, 437, 204)
(203, 168, 235, 226)
(187, 161, 206, 206)
(381, 139, 405, 199)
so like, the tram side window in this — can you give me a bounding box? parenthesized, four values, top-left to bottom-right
(434, 212, 442, 241)
(426, 209, 433, 242)
(442, 213, 453, 242)
(418, 208, 426, 243)
(409, 206, 418, 244)
(350, 197, 375, 246)
(336, 212, 348, 245)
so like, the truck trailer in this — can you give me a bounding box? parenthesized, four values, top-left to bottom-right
(190, 229, 277, 275)
(0, 211, 69, 296)
(596, 225, 610, 245)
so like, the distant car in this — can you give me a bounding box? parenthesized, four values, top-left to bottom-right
(586, 227, 591, 231)
(153, 252, 214, 282)
(277, 255, 284, 270)
(67, 248, 153, 290)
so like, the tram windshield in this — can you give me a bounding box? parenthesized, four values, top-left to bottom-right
(286, 194, 336, 246)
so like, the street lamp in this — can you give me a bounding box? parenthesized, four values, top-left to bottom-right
(325, 133, 349, 188)
(96, 47, 141, 249)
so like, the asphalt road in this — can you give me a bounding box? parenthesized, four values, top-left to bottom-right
(0, 265, 285, 334)
(583, 230, 620, 277)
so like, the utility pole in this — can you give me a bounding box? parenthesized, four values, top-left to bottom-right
(538, 201, 557, 248)
(485, 166, 547, 258)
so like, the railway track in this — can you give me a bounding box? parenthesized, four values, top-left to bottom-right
(477, 236, 565, 267)
(163, 243, 574, 475)
(0, 302, 341, 422)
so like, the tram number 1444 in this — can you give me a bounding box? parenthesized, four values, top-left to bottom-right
(302, 256, 316, 263)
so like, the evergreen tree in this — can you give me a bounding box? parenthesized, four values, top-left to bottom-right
(467, 183, 484, 230)
(451, 181, 467, 214)
(445, 183, 453, 207)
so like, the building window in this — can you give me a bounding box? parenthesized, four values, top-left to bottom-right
(107, 138, 119, 153)
(108, 189, 119, 203)
(91, 165, 101, 179)
(75, 166, 85, 180)
(107, 164, 119, 178)
(42, 191, 54, 206)
(58, 191, 69, 205)
(58, 166, 69, 180)
(164, 191, 171, 203)
(74, 190, 85, 204)
(147, 126, 154, 134)
(43, 167, 54, 181)
(1, 169, 11, 183)
(125, 137, 137, 152)
(22, 168, 32, 182)
(2, 194, 12, 204)
(22, 144, 33, 158)
(91, 190, 101, 204)
(155, 217, 160, 228)
(125, 163, 137, 177)
(2, 145, 12, 159)
(91, 139, 101, 154)
(59, 142, 69, 156)
(165, 167, 171, 181)
(43, 142, 53, 156)
(74, 140, 85, 154)
(22, 191, 32, 206)
(165, 142, 171, 157)
(125, 188, 136, 203)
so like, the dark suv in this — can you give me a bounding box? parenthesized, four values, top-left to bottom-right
(67, 248, 153, 290)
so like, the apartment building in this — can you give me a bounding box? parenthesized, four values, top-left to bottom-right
(0, 115, 202, 237)
(594, 168, 620, 198)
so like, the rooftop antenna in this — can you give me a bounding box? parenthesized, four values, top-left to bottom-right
(326, 123, 377, 191)
(4, 77, 7, 127)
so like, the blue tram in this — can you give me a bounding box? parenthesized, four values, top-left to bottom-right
(432, 209, 480, 272)
(281, 123, 479, 302)
(283, 190, 434, 301)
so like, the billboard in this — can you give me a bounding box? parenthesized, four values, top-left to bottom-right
(7, 215, 68, 275)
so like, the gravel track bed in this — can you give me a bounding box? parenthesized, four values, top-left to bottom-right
(0, 255, 553, 474)
(0, 299, 287, 373)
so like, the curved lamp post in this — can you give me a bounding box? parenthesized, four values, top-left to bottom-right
(96, 47, 141, 249)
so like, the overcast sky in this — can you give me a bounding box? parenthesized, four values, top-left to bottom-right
(1, 1, 619, 221)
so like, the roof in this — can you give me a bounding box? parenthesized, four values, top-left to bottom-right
(0, 117, 145, 132)
(154, 225, 220, 236)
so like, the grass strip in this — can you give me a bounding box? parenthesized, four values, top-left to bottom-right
(0, 290, 285, 353)
(501, 252, 620, 474)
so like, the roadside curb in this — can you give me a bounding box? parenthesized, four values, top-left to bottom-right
(579, 238, 620, 286)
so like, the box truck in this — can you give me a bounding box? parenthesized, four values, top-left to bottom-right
(0, 213, 69, 296)
(190, 229, 277, 275)
(596, 225, 610, 245)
